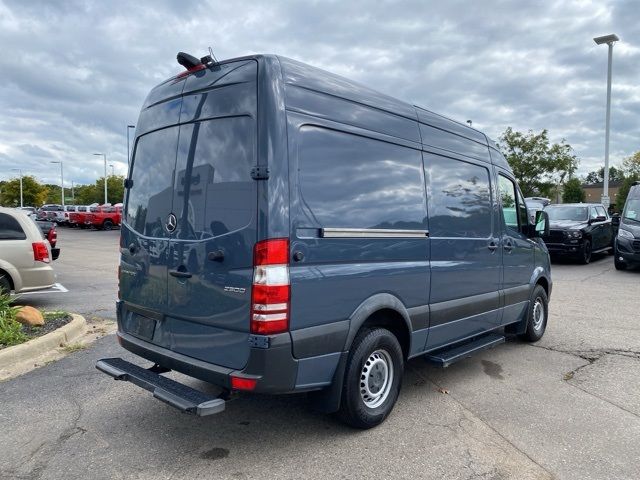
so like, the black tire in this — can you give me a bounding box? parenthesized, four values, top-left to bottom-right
(579, 239, 592, 264)
(337, 327, 404, 429)
(519, 284, 548, 342)
(0, 272, 11, 295)
(103, 219, 114, 231)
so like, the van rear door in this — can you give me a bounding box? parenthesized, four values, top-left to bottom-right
(165, 116, 257, 370)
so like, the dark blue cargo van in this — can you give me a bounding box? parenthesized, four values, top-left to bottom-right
(614, 182, 640, 270)
(97, 53, 552, 428)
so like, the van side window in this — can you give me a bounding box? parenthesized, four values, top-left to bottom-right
(297, 127, 426, 230)
(126, 126, 180, 237)
(498, 175, 527, 229)
(0, 213, 26, 240)
(424, 154, 492, 238)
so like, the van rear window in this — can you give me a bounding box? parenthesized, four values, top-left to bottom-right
(297, 127, 426, 230)
(126, 126, 180, 237)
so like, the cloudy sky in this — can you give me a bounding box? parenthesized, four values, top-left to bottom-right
(0, 0, 638, 187)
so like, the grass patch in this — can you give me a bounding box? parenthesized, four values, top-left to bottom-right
(61, 343, 86, 353)
(0, 294, 28, 348)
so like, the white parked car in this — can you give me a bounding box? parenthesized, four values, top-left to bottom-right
(0, 207, 59, 294)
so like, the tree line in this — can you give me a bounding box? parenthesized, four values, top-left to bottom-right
(499, 128, 639, 210)
(0, 175, 125, 207)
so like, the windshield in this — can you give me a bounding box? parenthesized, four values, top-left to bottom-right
(545, 206, 588, 222)
(623, 199, 640, 223)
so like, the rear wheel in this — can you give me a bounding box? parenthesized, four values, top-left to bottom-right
(103, 219, 114, 231)
(337, 327, 403, 429)
(579, 239, 592, 264)
(0, 272, 11, 295)
(519, 284, 548, 342)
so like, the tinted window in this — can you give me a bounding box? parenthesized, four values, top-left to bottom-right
(596, 206, 607, 218)
(173, 117, 255, 239)
(298, 127, 426, 230)
(126, 126, 179, 237)
(426, 154, 492, 238)
(0, 213, 26, 240)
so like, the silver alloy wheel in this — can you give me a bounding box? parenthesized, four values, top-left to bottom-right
(532, 298, 545, 331)
(359, 349, 394, 409)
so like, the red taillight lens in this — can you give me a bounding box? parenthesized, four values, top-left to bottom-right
(253, 238, 289, 265)
(250, 239, 290, 335)
(230, 376, 257, 391)
(32, 242, 50, 263)
(48, 228, 57, 245)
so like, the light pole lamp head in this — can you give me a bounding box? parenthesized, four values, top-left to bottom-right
(594, 34, 619, 45)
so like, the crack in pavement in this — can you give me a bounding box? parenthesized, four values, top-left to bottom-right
(407, 363, 555, 479)
(7, 397, 85, 480)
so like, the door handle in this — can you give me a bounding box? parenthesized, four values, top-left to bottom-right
(169, 268, 192, 279)
(488, 241, 498, 252)
(503, 241, 513, 252)
(207, 250, 225, 262)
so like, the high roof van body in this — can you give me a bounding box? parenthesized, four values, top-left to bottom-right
(98, 54, 552, 428)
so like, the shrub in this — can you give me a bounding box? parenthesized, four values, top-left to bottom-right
(0, 294, 28, 347)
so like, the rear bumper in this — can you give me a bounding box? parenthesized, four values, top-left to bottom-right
(116, 302, 342, 394)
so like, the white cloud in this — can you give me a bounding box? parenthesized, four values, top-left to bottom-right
(0, 0, 638, 188)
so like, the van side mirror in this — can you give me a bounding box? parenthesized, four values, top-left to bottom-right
(531, 210, 549, 238)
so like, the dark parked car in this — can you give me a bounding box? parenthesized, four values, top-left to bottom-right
(97, 53, 552, 429)
(542, 203, 613, 264)
(35, 219, 58, 248)
(614, 182, 640, 270)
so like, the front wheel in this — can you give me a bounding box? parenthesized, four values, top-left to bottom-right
(338, 327, 404, 429)
(579, 239, 592, 264)
(519, 284, 548, 342)
(0, 273, 11, 295)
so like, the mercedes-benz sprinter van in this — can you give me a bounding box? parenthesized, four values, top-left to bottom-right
(97, 53, 552, 429)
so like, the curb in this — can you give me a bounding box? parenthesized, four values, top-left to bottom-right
(0, 314, 87, 369)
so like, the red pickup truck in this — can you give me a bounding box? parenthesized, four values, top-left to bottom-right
(84, 204, 122, 230)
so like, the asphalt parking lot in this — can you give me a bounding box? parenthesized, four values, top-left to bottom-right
(1, 228, 639, 479)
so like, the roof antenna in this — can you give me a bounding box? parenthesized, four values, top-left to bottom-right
(200, 46, 219, 67)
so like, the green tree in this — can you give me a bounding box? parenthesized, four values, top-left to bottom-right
(621, 151, 640, 178)
(0, 176, 48, 207)
(499, 128, 579, 197)
(562, 178, 586, 203)
(617, 175, 640, 212)
(96, 176, 125, 204)
(584, 166, 624, 184)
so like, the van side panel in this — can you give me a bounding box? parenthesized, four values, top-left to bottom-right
(286, 108, 430, 360)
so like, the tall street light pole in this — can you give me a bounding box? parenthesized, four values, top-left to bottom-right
(50, 161, 64, 207)
(593, 33, 619, 210)
(127, 125, 136, 168)
(109, 164, 115, 176)
(11, 168, 23, 208)
(93, 153, 108, 204)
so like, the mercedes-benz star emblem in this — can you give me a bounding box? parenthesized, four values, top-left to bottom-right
(166, 213, 177, 233)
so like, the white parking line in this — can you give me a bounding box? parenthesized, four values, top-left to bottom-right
(18, 283, 68, 295)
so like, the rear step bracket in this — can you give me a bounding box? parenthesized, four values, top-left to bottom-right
(96, 357, 225, 416)
(425, 333, 505, 368)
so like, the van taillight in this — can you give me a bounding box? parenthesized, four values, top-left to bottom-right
(250, 239, 290, 335)
(32, 242, 50, 263)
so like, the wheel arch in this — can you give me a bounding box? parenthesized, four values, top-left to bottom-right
(343, 293, 412, 360)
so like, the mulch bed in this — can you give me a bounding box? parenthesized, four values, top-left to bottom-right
(20, 314, 73, 340)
